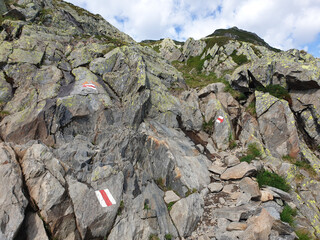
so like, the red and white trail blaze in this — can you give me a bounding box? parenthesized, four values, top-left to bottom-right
(95, 189, 116, 207)
(216, 116, 224, 123)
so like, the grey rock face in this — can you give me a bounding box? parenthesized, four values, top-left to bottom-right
(0, 143, 28, 240)
(170, 193, 204, 237)
(256, 91, 300, 158)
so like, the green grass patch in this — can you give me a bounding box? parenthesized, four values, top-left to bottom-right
(117, 200, 124, 215)
(246, 100, 256, 117)
(240, 154, 255, 163)
(149, 234, 160, 240)
(165, 234, 173, 240)
(204, 36, 232, 49)
(155, 178, 167, 191)
(185, 188, 197, 197)
(256, 170, 291, 192)
(166, 202, 175, 212)
(202, 118, 214, 135)
(231, 50, 249, 65)
(295, 230, 312, 240)
(282, 155, 317, 178)
(257, 84, 292, 104)
(240, 143, 262, 163)
(280, 204, 297, 227)
(152, 45, 160, 53)
(251, 45, 262, 57)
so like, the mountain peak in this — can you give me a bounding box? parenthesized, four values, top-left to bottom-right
(206, 26, 278, 51)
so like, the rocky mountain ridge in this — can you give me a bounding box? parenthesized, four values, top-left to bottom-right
(0, 0, 320, 240)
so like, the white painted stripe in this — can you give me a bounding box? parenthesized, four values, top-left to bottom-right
(95, 190, 107, 207)
(104, 189, 116, 205)
(83, 84, 97, 90)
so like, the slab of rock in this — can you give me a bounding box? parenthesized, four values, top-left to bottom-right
(256, 91, 300, 158)
(208, 164, 227, 175)
(239, 177, 261, 199)
(164, 190, 180, 204)
(25, 212, 49, 240)
(68, 172, 124, 238)
(0, 143, 28, 240)
(242, 208, 275, 240)
(266, 187, 292, 202)
(208, 182, 223, 193)
(170, 193, 204, 237)
(198, 82, 226, 98)
(225, 155, 240, 167)
(236, 192, 251, 206)
(213, 204, 261, 222)
(221, 162, 256, 180)
(227, 222, 248, 231)
(272, 220, 294, 235)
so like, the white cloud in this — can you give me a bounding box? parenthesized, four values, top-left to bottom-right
(65, 0, 320, 55)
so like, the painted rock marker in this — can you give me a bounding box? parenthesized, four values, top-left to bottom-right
(95, 189, 116, 207)
(82, 81, 97, 90)
(216, 116, 224, 123)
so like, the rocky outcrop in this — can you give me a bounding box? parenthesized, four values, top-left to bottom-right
(1, 1, 320, 240)
(0, 143, 28, 240)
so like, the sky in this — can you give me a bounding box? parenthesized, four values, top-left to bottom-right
(66, 0, 320, 58)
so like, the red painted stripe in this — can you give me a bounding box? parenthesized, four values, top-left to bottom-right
(99, 190, 113, 206)
(218, 117, 224, 122)
(83, 84, 96, 88)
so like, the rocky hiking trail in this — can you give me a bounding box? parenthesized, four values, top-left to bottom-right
(1, 0, 320, 240)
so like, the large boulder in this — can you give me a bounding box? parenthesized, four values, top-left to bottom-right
(256, 91, 300, 158)
(170, 193, 204, 237)
(20, 143, 79, 239)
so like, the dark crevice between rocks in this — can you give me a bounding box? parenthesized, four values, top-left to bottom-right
(13, 148, 50, 240)
(248, 70, 265, 90)
(64, 179, 83, 239)
(176, 115, 214, 161)
(3, 71, 17, 95)
(286, 76, 320, 91)
(61, 10, 84, 32)
(96, 75, 121, 103)
(292, 107, 318, 150)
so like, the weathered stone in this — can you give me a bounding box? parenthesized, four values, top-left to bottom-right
(0, 143, 28, 240)
(221, 162, 256, 180)
(159, 38, 184, 62)
(256, 91, 300, 158)
(0, 41, 12, 63)
(198, 82, 226, 98)
(242, 208, 275, 240)
(68, 172, 124, 238)
(225, 155, 240, 167)
(170, 193, 204, 237)
(67, 43, 107, 68)
(236, 192, 251, 206)
(179, 90, 203, 131)
(266, 187, 293, 202)
(239, 177, 261, 199)
(0, 71, 12, 102)
(213, 204, 261, 222)
(272, 220, 294, 235)
(9, 48, 44, 65)
(208, 164, 227, 175)
(89, 55, 117, 75)
(183, 38, 206, 58)
(164, 190, 180, 204)
(25, 212, 49, 240)
(227, 222, 248, 231)
(260, 190, 274, 202)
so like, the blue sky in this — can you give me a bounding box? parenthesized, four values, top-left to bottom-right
(66, 0, 320, 58)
